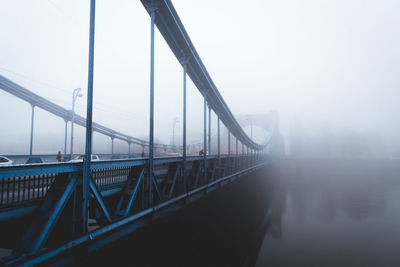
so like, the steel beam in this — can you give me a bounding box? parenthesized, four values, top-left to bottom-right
(82, 0, 96, 234)
(182, 61, 187, 192)
(148, 8, 156, 206)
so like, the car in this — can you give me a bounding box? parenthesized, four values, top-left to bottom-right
(0, 156, 13, 167)
(69, 155, 100, 162)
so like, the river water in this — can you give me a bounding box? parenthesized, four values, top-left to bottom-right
(255, 159, 400, 267)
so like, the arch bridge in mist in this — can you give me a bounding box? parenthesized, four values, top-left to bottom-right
(0, 0, 282, 265)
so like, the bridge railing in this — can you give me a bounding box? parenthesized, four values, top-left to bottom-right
(0, 154, 263, 221)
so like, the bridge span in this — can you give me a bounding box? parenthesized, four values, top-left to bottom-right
(0, 0, 280, 265)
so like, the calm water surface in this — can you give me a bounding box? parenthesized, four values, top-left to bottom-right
(256, 159, 400, 267)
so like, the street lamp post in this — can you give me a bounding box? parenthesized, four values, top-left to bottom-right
(172, 117, 179, 150)
(70, 88, 82, 159)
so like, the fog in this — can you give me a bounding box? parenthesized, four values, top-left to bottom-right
(1, 2, 400, 266)
(1, 0, 399, 157)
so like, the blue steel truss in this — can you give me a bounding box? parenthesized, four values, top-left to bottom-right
(0, 0, 279, 265)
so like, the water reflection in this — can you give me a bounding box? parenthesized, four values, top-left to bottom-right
(255, 159, 400, 267)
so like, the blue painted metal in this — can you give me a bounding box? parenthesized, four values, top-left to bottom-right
(123, 168, 145, 216)
(182, 60, 187, 192)
(0, 162, 80, 178)
(2, 160, 268, 266)
(89, 176, 112, 223)
(0, 155, 236, 181)
(29, 105, 35, 155)
(83, 0, 97, 234)
(17, 174, 78, 254)
(149, 7, 156, 206)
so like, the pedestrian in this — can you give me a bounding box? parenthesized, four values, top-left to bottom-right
(56, 151, 62, 162)
(199, 149, 204, 156)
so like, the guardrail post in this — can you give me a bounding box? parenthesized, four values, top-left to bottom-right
(29, 104, 35, 155)
(82, 0, 96, 234)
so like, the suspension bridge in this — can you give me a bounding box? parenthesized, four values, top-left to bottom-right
(0, 0, 281, 265)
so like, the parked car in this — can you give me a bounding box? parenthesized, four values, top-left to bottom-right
(69, 155, 100, 162)
(0, 156, 13, 166)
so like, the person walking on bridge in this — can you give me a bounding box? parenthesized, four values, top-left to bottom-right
(56, 151, 62, 162)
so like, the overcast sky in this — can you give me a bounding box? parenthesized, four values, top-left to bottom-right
(0, 0, 399, 154)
